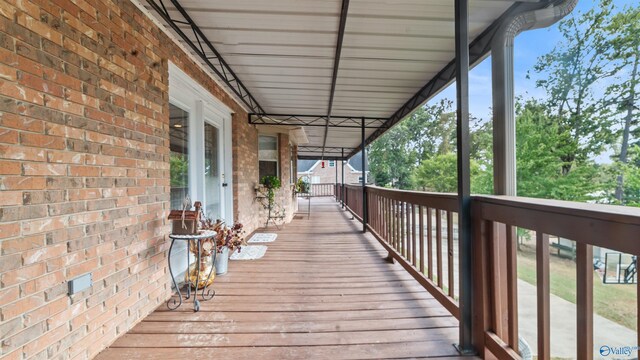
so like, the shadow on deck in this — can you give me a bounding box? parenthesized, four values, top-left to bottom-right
(96, 198, 465, 359)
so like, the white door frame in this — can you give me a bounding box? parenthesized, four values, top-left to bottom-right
(168, 62, 234, 224)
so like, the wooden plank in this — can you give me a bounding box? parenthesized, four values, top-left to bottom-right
(536, 232, 550, 360)
(146, 307, 454, 323)
(419, 205, 425, 274)
(576, 242, 593, 360)
(447, 211, 454, 298)
(505, 225, 518, 352)
(412, 203, 417, 267)
(401, 200, 406, 258)
(97, 341, 468, 360)
(436, 209, 443, 288)
(130, 317, 458, 334)
(111, 328, 459, 348)
(427, 207, 433, 279)
(484, 331, 520, 360)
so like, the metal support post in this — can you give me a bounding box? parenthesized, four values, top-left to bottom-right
(455, 0, 474, 354)
(341, 148, 345, 209)
(361, 117, 367, 233)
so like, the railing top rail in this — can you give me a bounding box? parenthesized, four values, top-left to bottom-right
(347, 185, 459, 212)
(475, 195, 640, 226)
(474, 195, 640, 255)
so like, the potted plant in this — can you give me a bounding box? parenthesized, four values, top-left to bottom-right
(200, 218, 246, 275)
(295, 176, 310, 194)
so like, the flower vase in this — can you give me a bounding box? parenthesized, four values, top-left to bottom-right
(185, 254, 214, 289)
(215, 246, 230, 275)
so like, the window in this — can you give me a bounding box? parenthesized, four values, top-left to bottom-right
(329, 160, 335, 167)
(259, 135, 278, 179)
(169, 104, 189, 209)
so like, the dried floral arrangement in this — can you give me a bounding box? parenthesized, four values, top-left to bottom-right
(199, 218, 247, 253)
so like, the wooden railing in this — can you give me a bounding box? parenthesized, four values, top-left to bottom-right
(339, 185, 640, 360)
(472, 196, 640, 360)
(306, 183, 335, 197)
(343, 184, 460, 317)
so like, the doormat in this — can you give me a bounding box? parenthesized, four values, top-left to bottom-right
(247, 233, 277, 243)
(230, 245, 268, 260)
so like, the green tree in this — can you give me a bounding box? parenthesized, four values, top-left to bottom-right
(367, 121, 417, 189)
(516, 100, 600, 201)
(411, 153, 488, 194)
(531, 0, 618, 174)
(604, 5, 640, 202)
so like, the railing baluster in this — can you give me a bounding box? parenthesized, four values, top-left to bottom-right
(506, 225, 518, 353)
(427, 207, 433, 280)
(537, 232, 550, 360)
(412, 204, 417, 267)
(576, 242, 593, 360)
(419, 205, 425, 274)
(436, 209, 443, 288)
(405, 202, 411, 260)
(400, 201, 405, 257)
(447, 211, 454, 297)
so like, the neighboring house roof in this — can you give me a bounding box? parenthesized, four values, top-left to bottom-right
(297, 160, 318, 173)
(347, 151, 368, 172)
(297, 151, 368, 173)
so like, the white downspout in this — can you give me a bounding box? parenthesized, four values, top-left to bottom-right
(492, 0, 579, 196)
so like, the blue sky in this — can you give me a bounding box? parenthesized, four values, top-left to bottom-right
(430, 0, 636, 123)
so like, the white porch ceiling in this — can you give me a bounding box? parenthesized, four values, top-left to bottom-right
(143, 0, 520, 159)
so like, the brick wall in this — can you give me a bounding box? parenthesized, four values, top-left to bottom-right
(299, 161, 364, 184)
(0, 0, 295, 359)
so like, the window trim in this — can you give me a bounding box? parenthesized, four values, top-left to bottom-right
(258, 134, 279, 179)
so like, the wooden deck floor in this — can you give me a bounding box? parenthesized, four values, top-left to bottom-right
(96, 198, 465, 359)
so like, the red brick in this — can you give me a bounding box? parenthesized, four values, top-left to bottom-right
(0, 63, 17, 82)
(69, 165, 99, 177)
(0, 112, 45, 132)
(23, 242, 67, 265)
(22, 323, 67, 359)
(45, 123, 85, 139)
(1, 294, 46, 321)
(0, 144, 47, 161)
(1, 262, 46, 288)
(67, 188, 101, 201)
(44, 95, 85, 116)
(20, 133, 66, 149)
(0, 128, 19, 144)
(0, 176, 46, 190)
(0, 285, 19, 306)
(0, 161, 21, 175)
(102, 167, 127, 177)
(0, 82, 44, 105)
(22, 216, 67, 236)
(47, 151, 85, 164)
(66, 258, 99, 278)
(18, 71, 65, 97)
(22, 163, 67, 176)
(0, 222, 20, 239)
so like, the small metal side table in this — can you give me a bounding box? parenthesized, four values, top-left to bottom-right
(167, 230, 217, 312)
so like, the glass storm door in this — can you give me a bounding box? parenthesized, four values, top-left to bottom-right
(203, 122, 223, 221)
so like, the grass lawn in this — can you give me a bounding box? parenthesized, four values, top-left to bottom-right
(517, 242, 637, 331)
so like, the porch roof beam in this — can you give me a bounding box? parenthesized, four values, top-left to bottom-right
(249, 113, 387, 129)
(145, 0, 264, 114)
(321, 0, 350, 158)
